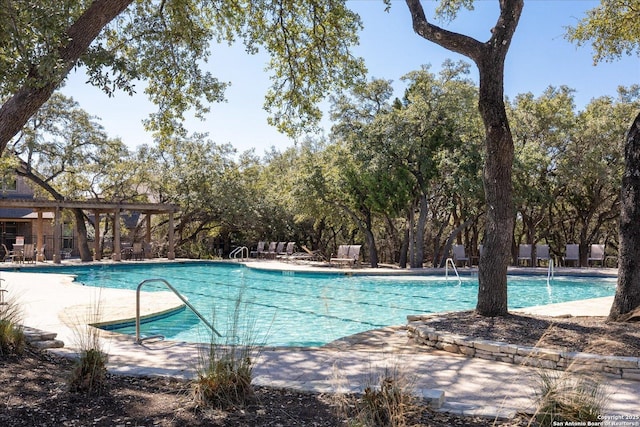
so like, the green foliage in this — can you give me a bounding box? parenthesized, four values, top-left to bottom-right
(566, 0, 640, 63)
(10, 92, 137, 200)
(0, 0, 366, 145)
(0, 1, 86, 95)
(533, 371, 609, 426)
(0, 296, 26, 356)
(434, 0, 476, 23)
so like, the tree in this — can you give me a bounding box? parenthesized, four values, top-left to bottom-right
(566, 0, 640, 320)
(3, 93, 133, 262)
(0, 0, 365, 152)
(509, 86, 577, 262)
(405, 0, 524, 316)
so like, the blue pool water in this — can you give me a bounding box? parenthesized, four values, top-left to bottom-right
(29, 262, 616, 347)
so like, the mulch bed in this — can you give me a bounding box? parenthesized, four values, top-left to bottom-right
(419, 311, 640, 357)
(0, 347, 531, 426)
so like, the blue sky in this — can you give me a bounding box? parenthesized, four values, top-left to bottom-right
(61, 1, 639, 154)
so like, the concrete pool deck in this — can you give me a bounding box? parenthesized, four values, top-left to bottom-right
(1, 259, 638, 419)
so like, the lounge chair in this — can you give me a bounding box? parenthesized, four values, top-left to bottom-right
(535, 244, 550, 266)
(330, 245, 361, 267)
(588, 244, 605, 267)
(452, 245, 469, 267)
(274, 242, 286, 257)
(263, 241, 277, 259)
(517, 244, 532, 266)
(277, 242, 295, 259)
(250, 241, 266, 258)
(288, 245, 325, 262)
(563, 244, 579, 267)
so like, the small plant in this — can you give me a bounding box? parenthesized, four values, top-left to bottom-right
(192, 347, 254, 409)
(68, 347, 108, 394)
(66, 293, 108, 395)
(191, 290, 267, 409)
(331, 364, 418, 427)
(532, 370, 609, 426)
(0, 292, 26, 357)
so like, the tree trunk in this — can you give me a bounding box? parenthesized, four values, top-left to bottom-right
(364, 227, 378, 268)
(0, 0, 133, 153)
(73, 209, 93, 262)
(399, 220, 409, 268)
(412, 193, 428, 268)
(406, 0, 523, 316)
(408, 204, 416, 267)
(438, 218, 474, 268)
(610, 111, 640, 321)
(475, 52, 515, 316)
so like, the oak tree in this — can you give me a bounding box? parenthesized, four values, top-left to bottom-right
(567, 0, 640, 320)
(405, 0, 523, 316)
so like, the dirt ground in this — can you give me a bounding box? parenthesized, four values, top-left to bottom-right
(2, 312, 638, 426)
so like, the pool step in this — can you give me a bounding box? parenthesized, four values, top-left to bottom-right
(23, 326, 65, 349)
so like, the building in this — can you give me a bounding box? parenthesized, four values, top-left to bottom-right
(0, 175, 178, 263)
(0, 175, 56, 259)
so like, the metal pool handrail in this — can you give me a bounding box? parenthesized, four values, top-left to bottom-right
(135, 278, 221, 344)
(547, 258, 555, 285)
(445, 258, 461, 283)
(229, 246, 249, 260)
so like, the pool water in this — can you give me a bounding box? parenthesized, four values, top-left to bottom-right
(30, 262, 616, 347)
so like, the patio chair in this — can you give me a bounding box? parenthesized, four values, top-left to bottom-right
(563, 244, 579, 267)
(121, 243, 133, 260)
(276, 242, 295, 259)
(517, 244, 532, 266)
(250, 241, 266, 258)
(452, 244, 469, 267)
(22, 243, 36, 263)
(588, 244, 605, 267)
(264, 242, 278, 259)
(2, 244, 17, 262)
(132, 243, 144, 260)
(330, 244, 361, 267)
(535, 244, 550, 266)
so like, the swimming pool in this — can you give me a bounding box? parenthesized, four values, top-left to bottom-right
(29, 262, 616, 347)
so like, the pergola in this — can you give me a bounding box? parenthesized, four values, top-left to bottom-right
(0, 199, 179, 263)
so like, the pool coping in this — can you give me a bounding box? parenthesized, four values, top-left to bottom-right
(2, 256, 619, 278)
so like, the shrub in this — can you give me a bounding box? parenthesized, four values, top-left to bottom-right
(0, 294, 26, 356)
(332, 364, 418, 427)
(192, 348, 254, 409)
(533, 370, 609, 426)
(191, 292, 266, 409)
(66, 295, 108, 395)
(68, 347, 108, 394)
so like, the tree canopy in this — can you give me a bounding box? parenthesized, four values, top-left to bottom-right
(0, 0, 365, 152)
(566, 0, 640, 63)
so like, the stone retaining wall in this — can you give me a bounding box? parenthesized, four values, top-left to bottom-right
(407, 321, 640, 381)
